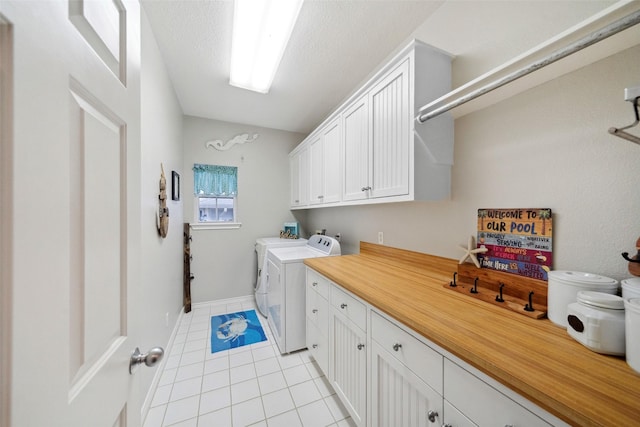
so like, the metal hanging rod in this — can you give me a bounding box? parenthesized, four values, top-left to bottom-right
(608, 87, 640, 145)
(417, 9, 640, 124)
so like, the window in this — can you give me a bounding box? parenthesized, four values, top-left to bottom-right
(193, 164, 239, 227)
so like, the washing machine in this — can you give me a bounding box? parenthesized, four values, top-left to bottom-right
(254, 237, 307, 317)
(266, 235, 341, 354)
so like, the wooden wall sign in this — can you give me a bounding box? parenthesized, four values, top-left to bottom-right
(477, 208, 552, 280)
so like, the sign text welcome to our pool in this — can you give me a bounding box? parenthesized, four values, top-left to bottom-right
(477, 208, 553, 280)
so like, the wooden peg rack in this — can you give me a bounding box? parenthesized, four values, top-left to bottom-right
(444, 263, 548, 319)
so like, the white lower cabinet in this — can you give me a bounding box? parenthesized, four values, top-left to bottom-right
(370, 312, 444, 427)
(329, 285, 368, 426)
(306, 269, 330, 374)
(305, 268, 562, 427)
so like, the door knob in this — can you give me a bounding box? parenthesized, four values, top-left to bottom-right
(129, 346, 164, 374)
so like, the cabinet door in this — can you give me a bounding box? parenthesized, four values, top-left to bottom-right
(289, 153, 301, 207)
(371, 340, 444, 427)
(343, 94, 370, 201)
(298, 146, 310, 206)
(330, 311, 367, 426)
(309, 135, 324, 205)
(369, 59, 410, 198)
(322, 118, 342, 204)
(306, 320, 329, 375)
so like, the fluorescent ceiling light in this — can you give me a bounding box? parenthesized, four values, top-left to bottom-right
(230, 0, 303, 94)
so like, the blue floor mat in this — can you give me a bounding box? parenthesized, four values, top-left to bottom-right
(210, 309, 267, 353)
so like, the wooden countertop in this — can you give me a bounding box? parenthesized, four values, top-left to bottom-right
(304, 242, 640, 427)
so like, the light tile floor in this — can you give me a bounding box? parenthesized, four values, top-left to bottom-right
(143, 297, 356, 427)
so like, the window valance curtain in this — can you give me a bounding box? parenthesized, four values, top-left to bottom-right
(193, 164, 238, 196)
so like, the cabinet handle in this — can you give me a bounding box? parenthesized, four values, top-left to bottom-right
(357, 344, 365, 350)
(312, 282, 318, 287)
(427, 410, 438, 423)
(361, 186, 371, 191)
(442, 424, 453, 427)
(312, 344, 318, 349)
(312, 309, 318, 313)
(392, 343, 402, 352)
(295, 199, 300, 203)
(340, 303, 347, 309)
(318, 195, 324, 199)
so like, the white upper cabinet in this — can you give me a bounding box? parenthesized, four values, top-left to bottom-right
(289, 145, 310, 207)
(368, 59, 410, 199)
(290, 39, 453, 209)
(343, 95, 369, 202)
(321, 118, 342, 204)
(308, 134, 324, 205)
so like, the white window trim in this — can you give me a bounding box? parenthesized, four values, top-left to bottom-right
(190, 222, 242, 230)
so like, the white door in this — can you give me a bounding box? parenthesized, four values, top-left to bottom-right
(1, 1, 143, 426)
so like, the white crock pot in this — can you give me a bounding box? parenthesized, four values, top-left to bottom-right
(625, 297, 640, 374)
(547, 270, 619, 327)
(622, 277, 640, 300)
(566, 291, 625, 356)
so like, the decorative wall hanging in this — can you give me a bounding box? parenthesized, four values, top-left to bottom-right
(156, 164, 169, 238)
(205, 133, 259, 151)
(476, 208, 553, 280)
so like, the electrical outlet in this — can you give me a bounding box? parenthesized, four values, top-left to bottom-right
(378, 231, 384, 244)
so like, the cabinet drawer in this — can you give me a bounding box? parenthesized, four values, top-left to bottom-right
(444, 400, 476, 427)
(371, 311, 443, 394)
(444, 359, 551, 427)
(306, 320, 328, 375)
(306, 285, 329, 329)
(307, 268, 330, 300)
(330, 285, 366, 331)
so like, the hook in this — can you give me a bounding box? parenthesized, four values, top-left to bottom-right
(622, 251, 640, 263)
(495, 283, 505, 303)
(524, 291, 535, 312)
(470, 277, 479, 294)
(449, 272, 458, 287)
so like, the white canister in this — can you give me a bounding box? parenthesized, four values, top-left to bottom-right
(567, 291, 625, 356)
(625, 297, 640, 374)
(547, 270, 618, 327)
(622, 277, 640, 300)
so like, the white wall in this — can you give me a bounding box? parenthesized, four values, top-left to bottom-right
(182, 117, 306, 303)
(304, 43, 640, 281)
(139, 8, 184, 403)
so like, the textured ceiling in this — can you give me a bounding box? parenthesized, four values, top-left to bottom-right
(141, 0, 445, 134)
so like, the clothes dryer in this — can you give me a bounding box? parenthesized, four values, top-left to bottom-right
(266, 235, 341, 354)
(254, 237, 307, 317)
